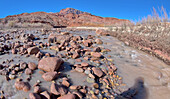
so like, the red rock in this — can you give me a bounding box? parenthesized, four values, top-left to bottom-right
(92, 67, 103, 78)
(91, 52, 102, 58)
(73, 91, 83, 98)
(40, 91, 50, 99)
(75, 67, 84, 73)
(62, 80, 70, 87)
(50, 83, 68, 95)
(93, 47, 101, 52)
(25, 68, 33, 75)
(34, 86, 41, 93)
(20, 62, 28, 69)
(38, 57, 64, 72)
(27, 46, 40, 55)
(83, 40, 92, 47)
(75, 59, 82, 62)
(81, 62, 89, 67)
(96, 29, 110, 36)
(15, 81, 31, 92)
(29, 93, 41, 99)
(95, 39, 103, 44)
(12, 49, 17, 54)
(42, 71, 58, 81)
(72, 53, 80, 59)
(69, 85, 78, 90)
(58, 94, 76, 99)
(84, 57, 89, 60)
(28, 62, 37, 70)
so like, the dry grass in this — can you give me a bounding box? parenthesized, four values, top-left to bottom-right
(108, 6, 170, 64)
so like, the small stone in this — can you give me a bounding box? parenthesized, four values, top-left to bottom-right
(34, 86, 41, 93)
(95, 39, 103, 44)
(84, 57, 89, 60)
(95, 89, 100, 95)
(91, 52, 102, 58)
(50, 83, 68, 95)
(92, 67, 103, 78)
(40, 91, 50, 99)
(72, 53, 80, 59)
(75, 59, 82, 62)
(29, 93, 41, 99)
(12, 49, 17, 54)
(25, 68, 32, 75)
(27, 46, 40, 55)
(28, 62, 37, 70)
(80, 89, 87, 94)
(75, 67, 84, 73)
(20, 62, 27, 69)
(81, 62, 89, 67)
(89, 73, 95, 79)
(69, 85, 78, 90)
(58, 94, 76, 99)
(93, 47, 101, 52)
(9, 74, 15, 80)
(73, 91, 83, 99)
(84, 69, 90, 75)
(62, 80, 70, 87)
(42, 71, 58, 81)
(93, 83, 99, 89)
(86, 77, 95, 83)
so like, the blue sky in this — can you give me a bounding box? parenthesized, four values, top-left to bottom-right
(0, 0, 169, 21)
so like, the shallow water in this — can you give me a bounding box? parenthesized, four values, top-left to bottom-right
(72, 30, 170, 99)
(0, 29, 169, 99)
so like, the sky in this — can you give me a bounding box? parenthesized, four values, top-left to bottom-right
(0, 0, 170, 21)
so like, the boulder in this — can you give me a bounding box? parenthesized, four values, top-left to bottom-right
(38, 57, 64, 72)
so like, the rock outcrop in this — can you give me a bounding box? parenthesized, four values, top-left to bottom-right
(0, 8, 131, 28)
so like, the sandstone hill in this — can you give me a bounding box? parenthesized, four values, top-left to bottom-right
(0, 8, 131, 28)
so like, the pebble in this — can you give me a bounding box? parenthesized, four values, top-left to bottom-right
(75, 67, 84, 73)
(86, 77, 95, 83)
(84, 69, 90, 75)
(9, 74, 15, 80)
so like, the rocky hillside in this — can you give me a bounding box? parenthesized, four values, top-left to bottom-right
(0, 8, 131, 28)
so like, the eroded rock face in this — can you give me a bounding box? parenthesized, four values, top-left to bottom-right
(38, 57, 64, 72)
(0, 8, 131, 28)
